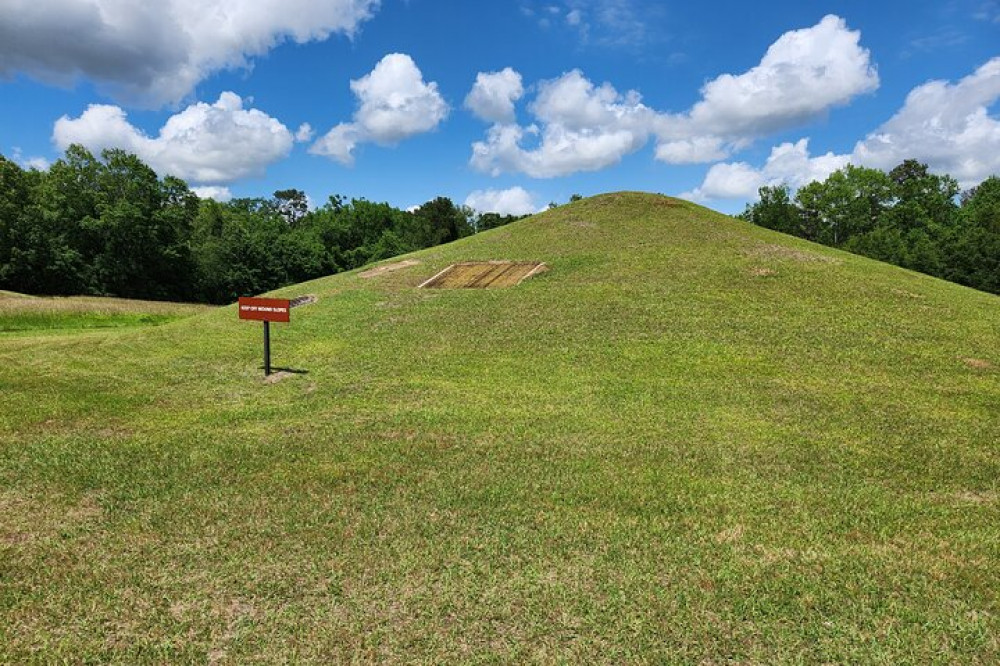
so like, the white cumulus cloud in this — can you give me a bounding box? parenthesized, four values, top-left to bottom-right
(682, 139, 849, 201)
(191, 185, 233, 202)
(295, 123, 315, 142)
(653, 137, 728, 164)
(655, 14, 878, 163)
(464, 186, 539, 216)
(470, 69, 654, 178)
(311, 53, 449, 165)
(10, 148, 50, 171)
(684, 56, 1000, 203)
(469, 15, 877, 179)
(852, 57, 1000, 188)
(464, 68, 524, 124)
(53, 91, 294, 185)
(0, 0, 380, 106)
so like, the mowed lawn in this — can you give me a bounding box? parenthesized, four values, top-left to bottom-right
(1, 193, 998, 663)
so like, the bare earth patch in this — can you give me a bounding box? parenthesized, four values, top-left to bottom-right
(749, 267, 778, 278)
(359, 259, 422, 278)
(929, 490, 999, 505)
(715, 524, 745, 544)
(1, 490, 104, 545)
(419, 261, 549, 289)
(891, 288, 925, 299)
(745, 243, 841, 264)
(951, 491, 998, 504)
(961, 357, 993, 370)
(264, 371, 295, 384)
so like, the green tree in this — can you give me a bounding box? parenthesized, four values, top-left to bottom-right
(947, 176, 1000, 292)
(412, 197, 472, 247)
(884, 159, 959, 233)
(740, 184, 799, 235)
(191, 197, 288, 303)
(844, 225, 908, 266)
(272, 189, 309, 226)
(794, 165, 893, 245)
(85, 149, 195, 299)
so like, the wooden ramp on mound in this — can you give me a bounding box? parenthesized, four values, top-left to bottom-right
(419, 261, 548, 289)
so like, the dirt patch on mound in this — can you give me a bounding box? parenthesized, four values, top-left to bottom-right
(952, 490, 998, 504)
(359, 259, 421, 278)
(749, 267, 778, 277)
(746, 243, 841, 264)
(961, 357, 993, 370)
(420, 261, 548, 289)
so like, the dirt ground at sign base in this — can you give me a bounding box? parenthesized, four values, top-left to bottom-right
(263, 371, 295, 384)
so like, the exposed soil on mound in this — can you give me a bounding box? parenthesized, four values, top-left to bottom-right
(745, 243, 841, 264)
(419, 261, 548, 289)
(359, 259, 421, 278)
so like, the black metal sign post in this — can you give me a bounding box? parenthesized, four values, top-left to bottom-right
(263, 320, 271, 376)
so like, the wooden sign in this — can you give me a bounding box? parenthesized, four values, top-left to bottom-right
(238, 296, 292, 376)
(238, 297, 290, 323)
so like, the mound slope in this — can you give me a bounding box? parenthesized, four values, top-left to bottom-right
(1, 193, 998, 662)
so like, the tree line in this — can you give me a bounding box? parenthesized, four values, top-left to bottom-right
(740, 160, 1000, 295)
(0, 146, 524, 304)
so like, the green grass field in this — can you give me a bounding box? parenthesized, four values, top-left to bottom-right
(2, 193, 998, 663)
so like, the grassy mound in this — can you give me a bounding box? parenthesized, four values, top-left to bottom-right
(1, 193, 998, 662)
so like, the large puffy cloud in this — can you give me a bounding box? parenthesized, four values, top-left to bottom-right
(464, 186, 539, 216)
(465, 68, 524, 124)
(685, 56, 1000, 203)
(0, 0, 379, 106)
(660, 15, 878, 147)
(53, 91, 294, 184)
(470, 69, 655, 178)
(682, 139, 849, 201)
(469, 15, 876, 178)
(311, 53, 448, 165)
(853, 57, 1000, 188)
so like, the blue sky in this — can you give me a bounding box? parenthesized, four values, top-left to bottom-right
(1, 0, 999, 215)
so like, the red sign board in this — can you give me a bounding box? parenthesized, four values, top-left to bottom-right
(238, 297, 290, 323)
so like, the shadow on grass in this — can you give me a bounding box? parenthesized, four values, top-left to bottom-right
(259, 366, 309, 375)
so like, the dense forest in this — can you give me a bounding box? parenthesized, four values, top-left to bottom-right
(740, 160, 1000, 295)
(0, 145, 523, 304)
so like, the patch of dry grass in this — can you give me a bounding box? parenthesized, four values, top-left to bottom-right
(0, 293, 213, 332)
